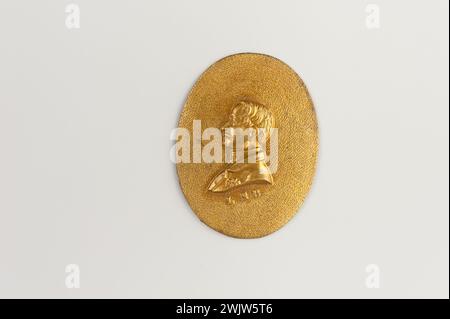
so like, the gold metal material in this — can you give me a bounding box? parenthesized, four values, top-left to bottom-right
(208, 101, 275, 193)
(177, 53, 318, 238)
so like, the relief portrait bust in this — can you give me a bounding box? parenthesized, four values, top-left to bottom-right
(208, 101, 275, 193)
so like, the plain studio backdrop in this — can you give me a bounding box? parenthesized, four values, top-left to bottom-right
(0, 0, 448, 298)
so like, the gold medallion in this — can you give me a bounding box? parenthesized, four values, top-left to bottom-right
(175, 53, 318, 238)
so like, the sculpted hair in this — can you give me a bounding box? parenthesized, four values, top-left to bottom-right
(230, 101, 275, 133)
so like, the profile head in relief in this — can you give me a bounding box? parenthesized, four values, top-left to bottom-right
(208, 101, 275, 193)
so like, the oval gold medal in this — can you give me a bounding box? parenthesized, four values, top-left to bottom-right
(176, 53, 318, 238)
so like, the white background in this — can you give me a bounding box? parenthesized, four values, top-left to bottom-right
(0, 0, 448, 298)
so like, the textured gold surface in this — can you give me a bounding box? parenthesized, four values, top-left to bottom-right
(177, 53, 318, 238)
